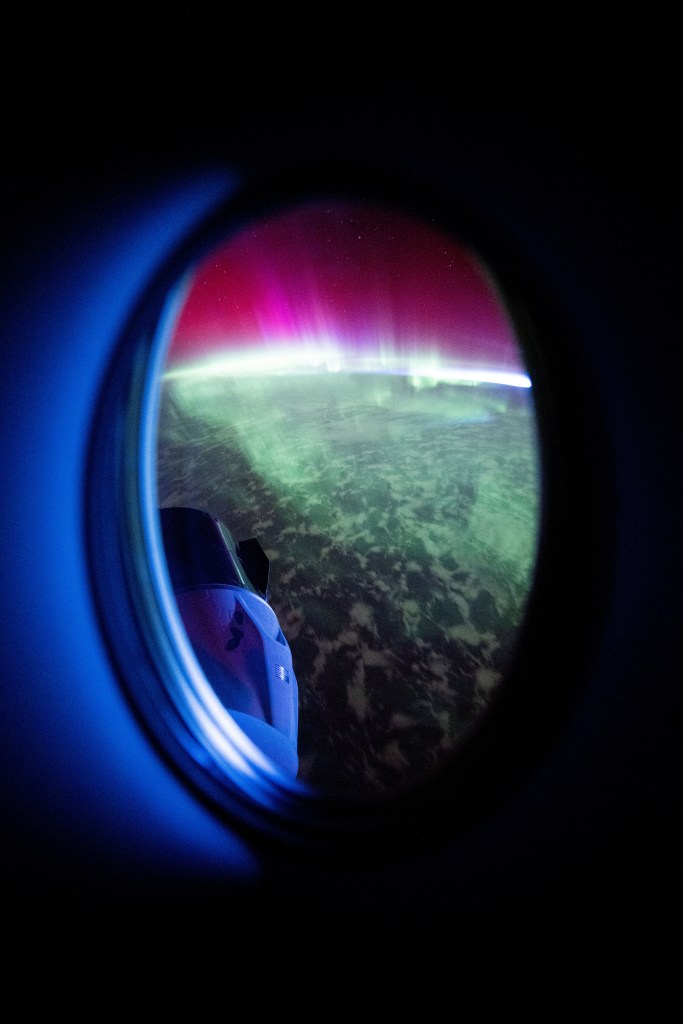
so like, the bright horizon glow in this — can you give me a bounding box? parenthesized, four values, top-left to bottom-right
(164, 347, 532, 389)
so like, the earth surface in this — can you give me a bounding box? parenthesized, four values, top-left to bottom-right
(156, 370, 540, 798)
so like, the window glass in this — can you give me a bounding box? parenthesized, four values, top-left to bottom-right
(155, 199, 541, 798)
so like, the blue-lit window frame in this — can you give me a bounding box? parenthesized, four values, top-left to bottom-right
(85, 164, 613, 854)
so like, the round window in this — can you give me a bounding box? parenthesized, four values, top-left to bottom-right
(152, 196, 541, 802)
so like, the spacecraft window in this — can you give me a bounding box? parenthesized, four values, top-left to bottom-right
(151, 196, 542, 806)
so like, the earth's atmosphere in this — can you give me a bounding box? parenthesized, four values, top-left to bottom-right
(156, 371, 540, 797)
